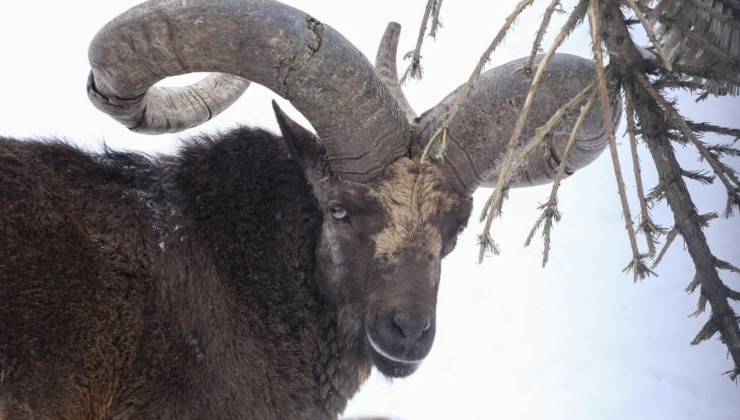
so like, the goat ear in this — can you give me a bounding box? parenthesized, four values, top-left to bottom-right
(272, 100, 328, 180)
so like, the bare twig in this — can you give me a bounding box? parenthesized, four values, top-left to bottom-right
(624, 81, 658, 258)
(652, 225, 678, 269)
(596, 0, 740, 378)
(715, 257, 740, 275)
(508, 79, 597, 185)
(691, 316, 718, 343)
(475, 0, 589, 262)
(590, 0, 654, 280)
(524, 91, 598, 266)
(687, 121, 740, 140)
(523, 0, 563, 74)
(430, 0, 444, 38)
(652, 78, 710, 93)
(634, 72, 740, 217)
(422, 0, 537, 163)
(622, 0, 673, 71)
(402, 0, 438, 83)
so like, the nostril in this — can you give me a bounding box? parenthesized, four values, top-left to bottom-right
(392, 312, 432, 341)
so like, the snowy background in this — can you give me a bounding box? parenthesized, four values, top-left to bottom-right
(1, 1, 738, 419)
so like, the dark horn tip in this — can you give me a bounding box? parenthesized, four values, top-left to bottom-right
(272, 99, 286, 121)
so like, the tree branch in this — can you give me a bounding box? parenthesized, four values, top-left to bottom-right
(402, 0, 438, 83)
(590, 0, 654, 280)
(423, 0, 537, 163)
(476, 0, 587, 262)
(598, 0, 740, 378)
(523, 0, 563, 74)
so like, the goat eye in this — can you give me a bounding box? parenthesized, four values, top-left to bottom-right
(329, 206, 348, 221)
(457, 225, 466, 236)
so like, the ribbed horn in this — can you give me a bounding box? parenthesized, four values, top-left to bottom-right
(88, 0, 410, 180)
(418, 54, 621, 195)
(88, 72, 250, 134)
(374, 22, 417, 122)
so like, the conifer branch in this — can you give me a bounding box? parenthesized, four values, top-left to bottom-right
(590, 0, 654, 280)
(652, 225, 678, 269)
(622, 0, 673, 71)
(430, 0, 444, 38)
(624, 82, 659, 258)
(687, 121, 740, 140)
(423, 0, 537, 163)
(688, 0, 739, 23)
(715, 257, 740, 275)
(523, 0, 563, 74)
(476, 0, 588, 262)
(402, 0, 438, 83)
(509, 79, 597, 185)
(524, 92, 598, 267)
(634, 72, 740, 217)
(597, 0, 740, 378)
(428, 0, 740, 380)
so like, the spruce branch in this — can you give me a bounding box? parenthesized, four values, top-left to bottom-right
(597, 0, 740, 378)
(715, 257, 740, 275)
(681, 169, 716, 185)
(726, 285, 740, 302)
(477, 188, 508, 260)
(590, 0, 653, 280)
(659, 11, 738, 65)
(523, 0, 564, 74)
(622, 0, 673, 71)
(624, 82, 659, 257)
(634, 72, 740, 217)
(691, 314, 718, 342)
(477, 231, 502, 260)
(401, 0, 438, 83)
(646, 180, 666, 204)
(652, 225, 678, 269)
(476, 0, 588, 262)
(430, 0, 444, 38)
(686, 273, 701, 294)
(503, 78, 597, 188)
(653, 78, 711, 93)
(423, 0, 740, 381)
(524, 91, 599, 267)
(705, 142, 740, 156)
(688, 0, 740, 23)
(524, 200, 561, 266)
(422, 0, 537, 163)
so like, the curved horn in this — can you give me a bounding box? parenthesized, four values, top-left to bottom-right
(418, 53, 621, 195)
(88, 72, 251, 134)
(88, 0, 410, 180)
(374, 22, 417, 122)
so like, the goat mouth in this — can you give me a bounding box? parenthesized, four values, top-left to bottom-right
(366, 334, 422, 378)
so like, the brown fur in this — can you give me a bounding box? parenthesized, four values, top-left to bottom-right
(370, 157, 461, 265)
(0, 122, 472, 419)
(0, 130, 369, 419)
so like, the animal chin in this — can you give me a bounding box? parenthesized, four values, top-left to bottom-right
(366, 334, 422, 378)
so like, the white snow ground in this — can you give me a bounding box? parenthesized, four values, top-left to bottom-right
(1, 1, 738, 419)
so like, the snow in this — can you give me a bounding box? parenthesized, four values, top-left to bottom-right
(1, 1, 738, 419)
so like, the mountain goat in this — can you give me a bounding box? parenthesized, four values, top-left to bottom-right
(0, 0, 618, 418)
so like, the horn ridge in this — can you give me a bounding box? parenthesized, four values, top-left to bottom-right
(88, 0, 409, 180)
